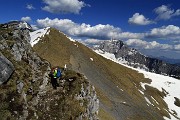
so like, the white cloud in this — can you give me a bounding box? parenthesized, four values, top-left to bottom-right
(26, 4, 35, 10)
(174, 44, 180, 50)
(34, 17, 180, 58)
(35, 18, 180, 52)
(128, 13, 155, 25)
(118, 32, 144, 39)
(36, 17, 143, 40)
(149, 25, 180, 38)
(31, 25, 39, 30)
(173, 40, 180, 44)
(21, 16, 31, 22)
(42, 0, 87, 14)
(154, 5, 180, 20)
(126, 39, 173, 50)
(174, 9, 180, 16)
(81, 39, 105, 45)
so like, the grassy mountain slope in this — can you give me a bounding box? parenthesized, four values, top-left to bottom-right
(33, 28, 171, 120)
(0, 24, 98, 120)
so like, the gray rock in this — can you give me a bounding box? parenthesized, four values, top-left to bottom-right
(12, 44, 22, 61)
(0, 54, 14, 84)
(76, 83, 99, 120)
(0, 36, 7, 50)
(0, 21, 51, 119)
(97, 40, 180, 78)
(1, 21, 32, 31)
(16, 81, 24, 93)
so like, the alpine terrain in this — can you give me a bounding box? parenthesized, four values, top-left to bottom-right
(0, 21, 99, 120)
(29, 26, 180, 120)
(94, 40, 180, 79)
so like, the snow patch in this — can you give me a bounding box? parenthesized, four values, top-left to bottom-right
(145, 97, 152, 105)
(151, 96, 159, 105)
(95, 50, 149, 71)
(67, 36, 76, 42)
(122, 101, 126, 104)
(95, 50, 116, 61)
(90, 58, 94, 61)
(74, 43, 78, 47)
(19, 21, 32, 30)
(30, 29, 76, 47)
(30, 27, 50, 47)
(94, 49, 180, 120)
(140, 71, 180, 120)
(138, 89, 144, 95)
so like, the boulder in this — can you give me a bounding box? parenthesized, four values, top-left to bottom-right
(0, 54, 14, 84)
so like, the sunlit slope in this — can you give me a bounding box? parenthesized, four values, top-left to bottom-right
(31, 28, 175, 120)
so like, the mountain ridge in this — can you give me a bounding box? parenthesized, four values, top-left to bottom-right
(31, 27, 180, 120)
(0, 21, 99, 120)
(94, 40, 180, 79)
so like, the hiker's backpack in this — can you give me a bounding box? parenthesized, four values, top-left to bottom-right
(56, 68, 61, 78)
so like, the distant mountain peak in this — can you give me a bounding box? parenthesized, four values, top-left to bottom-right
(1, 21, 33, 31)
(95, 39, 180, 78)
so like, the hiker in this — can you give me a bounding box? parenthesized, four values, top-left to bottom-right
(49, 67, 62, 89)
(64, 64, 67, 71)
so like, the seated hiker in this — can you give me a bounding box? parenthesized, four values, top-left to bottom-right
(49, 67, 62, 89)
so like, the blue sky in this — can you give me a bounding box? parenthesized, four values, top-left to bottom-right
(1, 0, 180, 59)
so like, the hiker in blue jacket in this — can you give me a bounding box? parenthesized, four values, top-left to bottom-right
(49, 67, 61, 89)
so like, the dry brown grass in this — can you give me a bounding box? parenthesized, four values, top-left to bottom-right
(33, 28, 72, 67)
(144, 85, 171, 118)
(98, 108, 115, 120)
(96, 87, 113, 109)
(33, 27, 171, 120)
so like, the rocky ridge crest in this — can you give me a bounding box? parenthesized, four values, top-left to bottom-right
(0, 21, 99, 119)
(96, 40, 180, 79)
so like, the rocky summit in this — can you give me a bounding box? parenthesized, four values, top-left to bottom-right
(95, 40, 180, 79)
(0, 21, 99, 120)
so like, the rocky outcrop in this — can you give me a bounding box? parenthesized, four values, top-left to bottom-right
(97, 40, 180, 78)
(0, 53, 14, 84)
(0, 21, 99, 120)
(76, 83, 99, 120)
(0, 21, 51, 119)
(1, 21, 32, 31)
